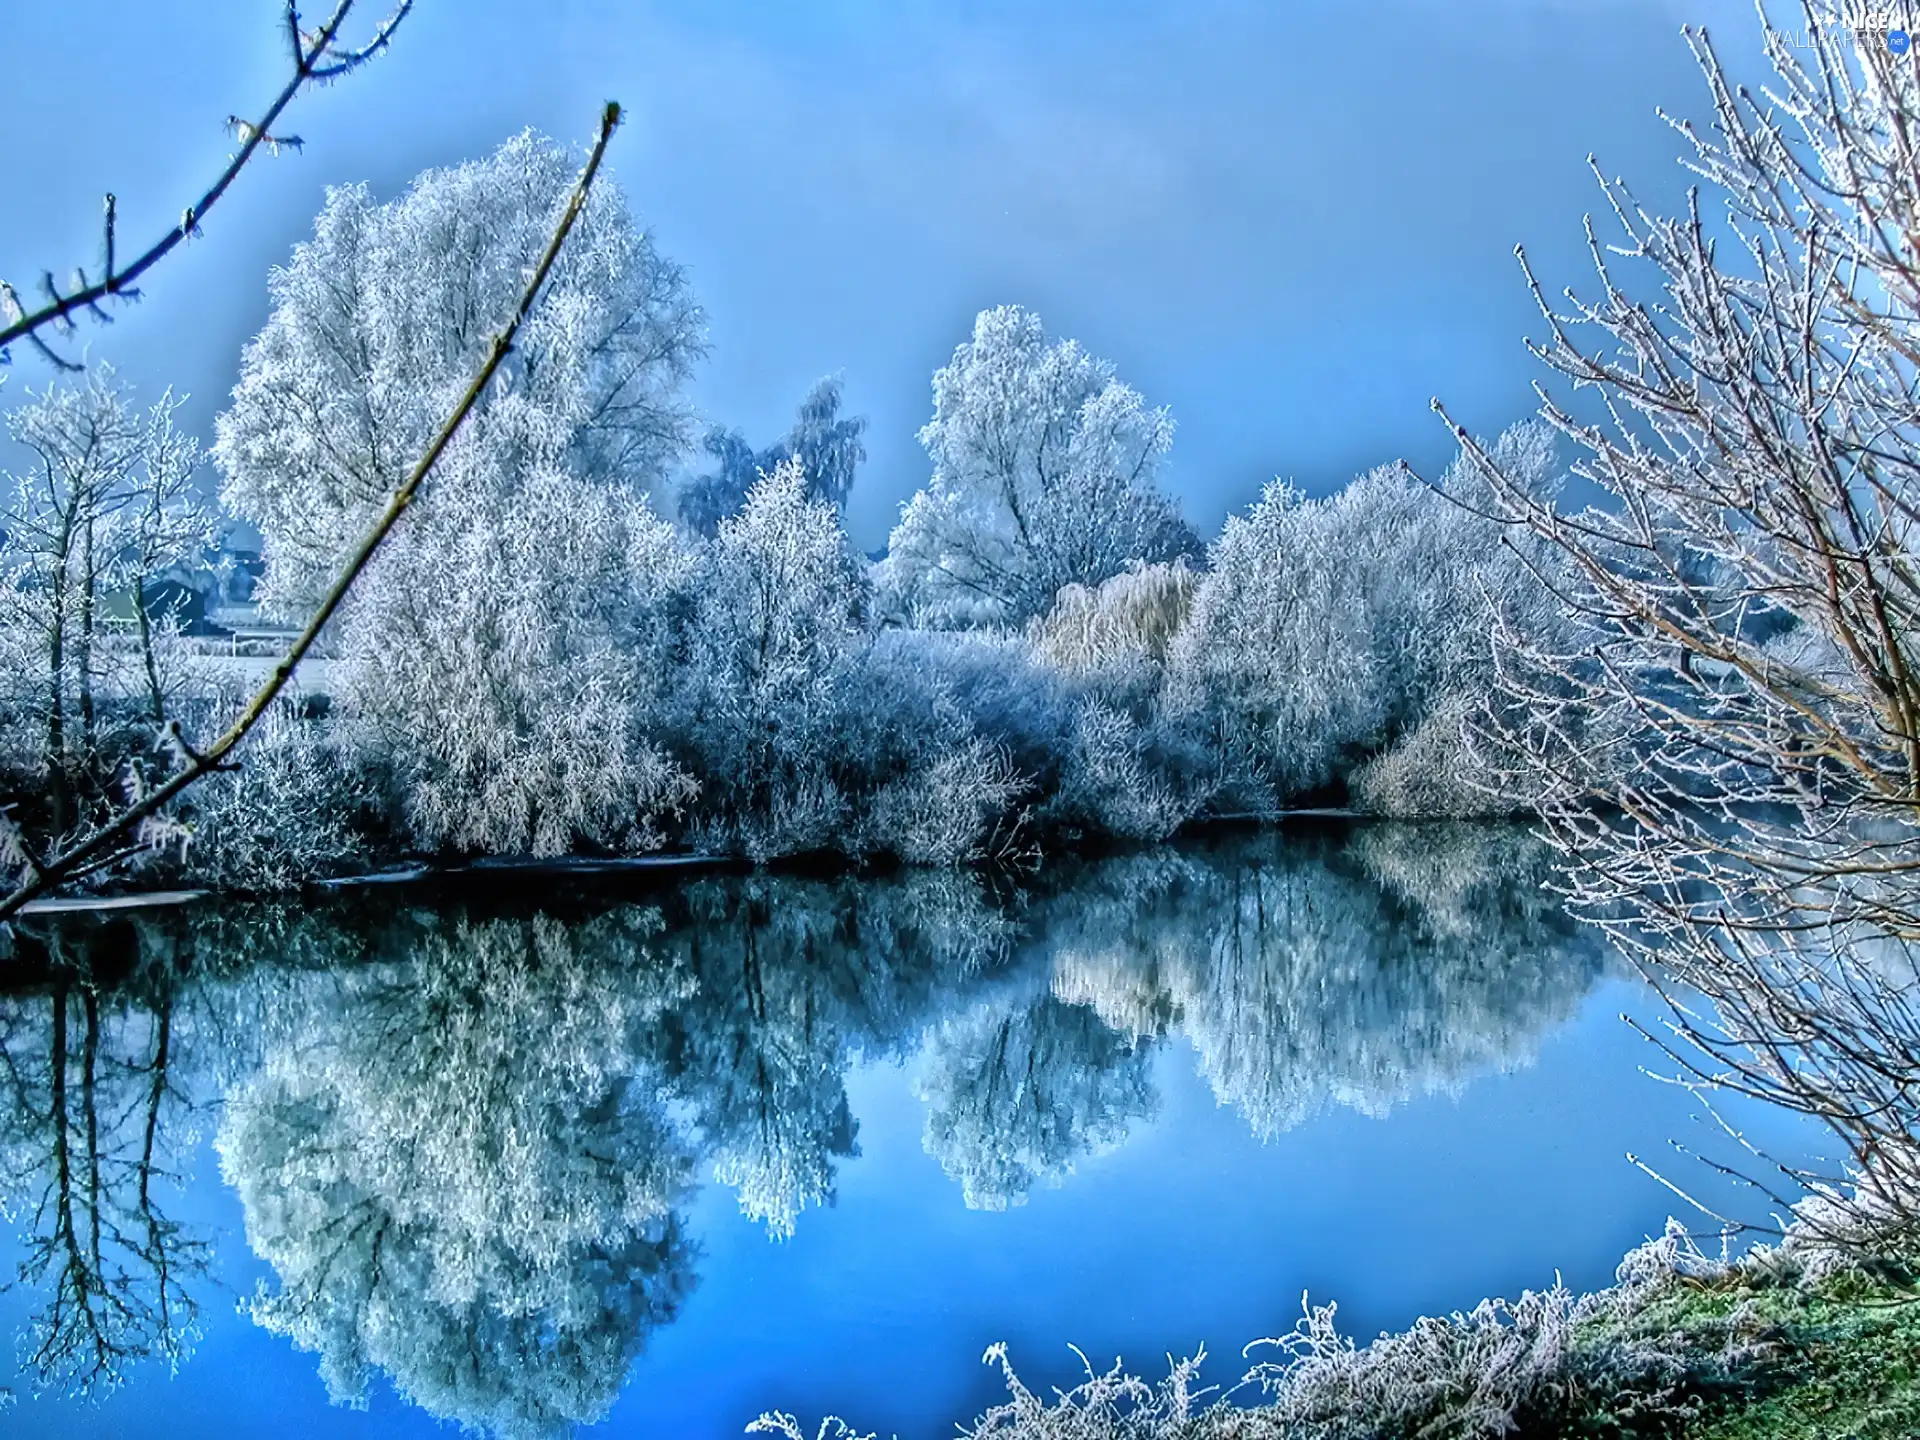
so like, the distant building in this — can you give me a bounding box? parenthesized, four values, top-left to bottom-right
(102, 563, 223, 636)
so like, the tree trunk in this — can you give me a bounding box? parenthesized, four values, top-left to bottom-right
(45, 520, 72, 835)
(135, 577, 165, 724)
(77, 515, 96, 753)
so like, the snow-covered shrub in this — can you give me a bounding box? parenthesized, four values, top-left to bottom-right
(863, 738, 1028, 866)
(1050, 700, 1194, 842)
(173, 704, 367, 893)
(1347, 691, 1519, 818)
(1030, 561, 1198, 676)
(677, 460, 868, 859)
(347, 471, 700, 856)
(1241, 1237, 1771, 1440)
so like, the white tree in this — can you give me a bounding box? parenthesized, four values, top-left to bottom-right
(680, 459, 868, 857)
(114, 390, 218, 726)
(879, 306, 1197, 629)
(217, 128, 703, 612)
(215, 130, 707, 857)
(344, 471, 699, 855)
(1, 373, 218, 809)
(1168, 475, 1390, 805)
(1439, 3, 1920, 1241)
(1169, 428, 1562, 811)
(2, 372, 143, 782)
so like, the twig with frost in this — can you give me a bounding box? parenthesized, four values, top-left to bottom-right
(0, 1, 412, 370)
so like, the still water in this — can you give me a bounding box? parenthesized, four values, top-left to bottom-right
(0, 822, 1807, 1439)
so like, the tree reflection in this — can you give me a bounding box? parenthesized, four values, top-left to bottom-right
(216, 910, 697, 1439)
(0, 923, 208, 1397)
(1039, 825, 1603, 1139)
(656, 869, 1014, 1236)
(0, 823, 1606, 1432)
(916, 981, 1160, 1210)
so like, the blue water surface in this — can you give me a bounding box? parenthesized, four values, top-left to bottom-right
(0, 824, 1817, 1440)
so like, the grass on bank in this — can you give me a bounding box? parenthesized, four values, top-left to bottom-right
(752, 1220, 1919, 1440)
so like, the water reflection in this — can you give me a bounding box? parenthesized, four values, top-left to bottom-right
(0, 957, 207, 1396)
(0, 823, 1603, 1435)
(220, 911, 698, 1437)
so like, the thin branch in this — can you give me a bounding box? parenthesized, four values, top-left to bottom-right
(0, 0, 413, 366)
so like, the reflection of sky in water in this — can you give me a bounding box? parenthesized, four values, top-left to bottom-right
(0, 826, 1822, 1440)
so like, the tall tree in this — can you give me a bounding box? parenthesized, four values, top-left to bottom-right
(217, 128, 705, 612)
(678, 377, 867, 538)
(679, 459, 868, 857)
(880, 305, 1198, 629)
(215, 131, 707, 856)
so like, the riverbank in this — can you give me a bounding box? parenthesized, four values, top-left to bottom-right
(777, 1218, 1919, 1440)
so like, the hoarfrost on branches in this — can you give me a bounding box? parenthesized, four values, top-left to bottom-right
(679, 376, 867, 537)
(880, 305, 1198, 629)
(215, 130, 707, 858)
(216, 128, 703, 613)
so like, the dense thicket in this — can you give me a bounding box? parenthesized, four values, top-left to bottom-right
(0, 131, 1569, 889)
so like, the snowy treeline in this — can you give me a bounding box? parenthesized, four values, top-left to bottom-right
(0, 823, 1596, 1427)
(0, 131, 1571, 884)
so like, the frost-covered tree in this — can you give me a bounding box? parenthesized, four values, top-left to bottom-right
(1170, 427, 1562, 811)
(217, 128, 703, 610)
(678, 377, 867, 538)
(2, 373, 143, 781)
(115, 392, 217, 726)
(680, 459, 868, 856)
(1030, 561, 1198, 677)
(216, 131, 707, 856)
(880, 306, 1198, 628)
(1, 373, 217, 803)
(1168, 475, 1390, 804)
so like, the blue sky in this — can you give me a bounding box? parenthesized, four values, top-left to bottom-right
(2, 0, 1763, 548)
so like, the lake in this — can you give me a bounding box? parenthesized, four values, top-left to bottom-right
(0, 821, 1813, 1439)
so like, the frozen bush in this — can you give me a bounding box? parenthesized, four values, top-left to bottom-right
(346, 472, 700, 857)
(1030, 561, 1198, 676)
(863, 738, 1028, 866)
(676, 460, 868, 859)
(172, 704, 368, 893)
(1346, 691, 1525, 819)
(1050, 700, 1195, 843)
